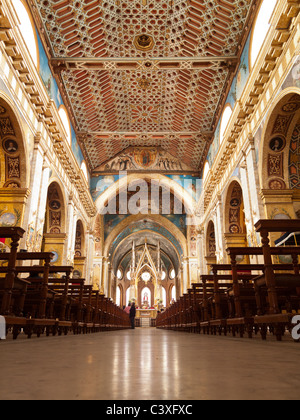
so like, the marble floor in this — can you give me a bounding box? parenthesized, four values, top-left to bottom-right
(0, 328, 299, 400)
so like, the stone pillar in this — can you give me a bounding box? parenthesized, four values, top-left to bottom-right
(34, 164, 51, 251)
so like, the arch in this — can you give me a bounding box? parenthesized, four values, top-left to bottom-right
(170, 284, 176, 303)
(41, 180, 67, 265)
(58, 105, 72, 145)
(0, 94, 29, 234)
(206, 220, 216, 258)
(141, 286, 152, 307)
(259, 89, 300, 219)
(259, 90, 300, 190)
(202, 161, 210, 184)
(44, 181, 67, 234)
(219, 104, 233, 145)
(223, 179, 248, 257)
(103, 213, 188, 259)
(250, 0, 277, 69)
(74, 219, 86, 258)
(81, 160, 88, 182)
(94, 173, 197, 217)
(224, 180, 246, 235)
(12, 0, 39, 68)
(116, 284, 122, 307)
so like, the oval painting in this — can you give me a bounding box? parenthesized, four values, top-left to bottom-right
(0, 212, 17, 227)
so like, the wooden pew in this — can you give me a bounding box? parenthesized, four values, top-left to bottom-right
(0, 251, 56, 339)
(227, 241, 300, 340)
(0, 227, 25, 316)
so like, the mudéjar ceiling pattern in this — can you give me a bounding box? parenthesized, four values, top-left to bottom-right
(30, 0, 259, 173)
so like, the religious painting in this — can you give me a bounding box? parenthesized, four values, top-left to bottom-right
(73, 270, 82, 279)
(134, 148, 157, 169)
(269, 137, 285, 153)
(93, 147, 194, 175)
(0, 212, 17, 227)
(3, 139, 18, 154)
(49, 200, 61, 211)
(50, 251, 59, 264)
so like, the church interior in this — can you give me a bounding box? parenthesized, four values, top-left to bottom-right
(0, 0, 300, 401)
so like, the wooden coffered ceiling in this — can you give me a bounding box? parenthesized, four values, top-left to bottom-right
(29, 0, 260, 173)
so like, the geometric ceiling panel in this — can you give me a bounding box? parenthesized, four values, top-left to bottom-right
(31, 0, 259, 172)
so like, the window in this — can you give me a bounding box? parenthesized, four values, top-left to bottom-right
(58, 106, 71, 145)
(81, 161, 88, 182)
(220, 105, 232, 145)
(117, 269, 122, 280)
(125, 287, 130, 306)
(203, 161, 210, 183)
(162, 287, 167, 308)
(171, 285, 176, 302)
(141, 271, 151, 282)
(250, 0, 277, 68)
(116, 286, 121, 307)
(12, 0, 38, 68)
(170, 269, 176, 279)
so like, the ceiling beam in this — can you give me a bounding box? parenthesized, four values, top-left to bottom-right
(78, 131, 214, 137)
(51, 56, 238, 72)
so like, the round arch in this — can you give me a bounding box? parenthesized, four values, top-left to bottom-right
(223, 178, 247, 234)
(0, 93, 30, 236)
(205, 219, 216, 258)
(220, 104, 233, 145)
(250, 0, 277, 70)
(259, 88, 300, 190)
(103, 213, 188, 260)
(12, 0, 39, 69)
(44, 180, 67, 234)
(58, 105, 72, 145)
(0, 91, 29, 189)
(94, 173, 197, 217)
(258, 88, 300, 219)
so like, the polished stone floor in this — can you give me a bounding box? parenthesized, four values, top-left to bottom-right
(0, 328, 299, 400)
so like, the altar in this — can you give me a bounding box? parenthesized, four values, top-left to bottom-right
(136, 309, 157, 319)
(136, 309, 157, 328)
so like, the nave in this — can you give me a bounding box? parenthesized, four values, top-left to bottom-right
(0, 328, 299, 401)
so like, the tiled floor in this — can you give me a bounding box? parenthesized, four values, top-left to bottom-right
(0, 328, 299, 400)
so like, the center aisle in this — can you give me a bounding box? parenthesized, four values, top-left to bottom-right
(0, 328, 299, 400)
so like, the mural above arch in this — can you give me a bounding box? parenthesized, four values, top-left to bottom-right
(109, 219, 184, 263)
(93, 146, 196, 174)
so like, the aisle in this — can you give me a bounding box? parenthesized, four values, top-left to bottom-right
(0, 328, 299, 400)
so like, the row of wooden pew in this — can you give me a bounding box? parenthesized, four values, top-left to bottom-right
(0, 227, 130, 340)
(157, 219, 300, 342)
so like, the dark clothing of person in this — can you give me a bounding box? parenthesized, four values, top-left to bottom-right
(129, 305, 136, 329)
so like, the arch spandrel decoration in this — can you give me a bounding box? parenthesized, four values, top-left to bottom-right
(0, 96, 29, 232)
(259, 91, 300, 220)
